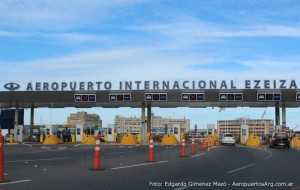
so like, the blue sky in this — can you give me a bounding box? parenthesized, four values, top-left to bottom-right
(1, 0, 300, 130)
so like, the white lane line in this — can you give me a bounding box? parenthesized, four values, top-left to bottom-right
(22, 143, 33, 147)
(227, 163, 256, 174)
(108, 151, 135, 155)
(174, 186, 189, 190)
(111, 160, 168, 170)
(291, 186, 300, 190)
(208, 146, 221, 152)
(5, 157, 70, 163)
(264, 155, 272, 160)
(58, 147, 67, 150)
(191, 153, 206, 158)
(41, 147, 51, 150)
(0, 179, 32, 185)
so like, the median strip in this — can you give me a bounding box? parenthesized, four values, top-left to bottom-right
(111, 160, 168, 170)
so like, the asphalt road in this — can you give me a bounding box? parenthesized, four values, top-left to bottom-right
(1, 142, 299, 190)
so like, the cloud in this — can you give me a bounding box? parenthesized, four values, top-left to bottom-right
(0, 0, 147, 31)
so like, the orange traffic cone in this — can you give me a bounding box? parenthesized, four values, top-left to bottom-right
(180, 138, 188, 157)
(205, 138, 208, 148)
(191, 136, 195, 154)
(90, 135, 104, 170)
(200, 140, 204, 151)
(148, 135, 155, 162)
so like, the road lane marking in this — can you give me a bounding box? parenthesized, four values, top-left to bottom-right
(111, 160, 168, 170)
(0, 179, 32, 185)
(174, 186, 189, 190)
(108, 151, 135, 155)
(5, 157, 70, 163)
(58, 147, 67, 150)
(264, 155, 272, 160)
(227, 163, 256, 174)
(208, 146, 221, 152)
(190, 153, 206, 158)
(291, 186, 300, 190)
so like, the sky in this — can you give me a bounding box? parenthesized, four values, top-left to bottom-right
(1, 0, 300, 130)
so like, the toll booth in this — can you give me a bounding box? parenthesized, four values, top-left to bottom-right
(240, 125, 249, 144)
(107, 124, 116, 142)
(45, 125, 58, 136)
(274, 125, 282, 133)
(75, 124, 87, 142)
(16, 125, 28, 142)
(207, 124, 215, 135)
(173, 124, 181, 142)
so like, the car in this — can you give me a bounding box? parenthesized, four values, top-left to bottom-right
(269, 132, 290, 149)
(221, 133, 236, 146)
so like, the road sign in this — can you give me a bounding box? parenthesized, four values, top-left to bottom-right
(145, 93, 167, 101)
(109, 94, 131, 102)
(257, 93, 281, 101)
(219, 93, 243, 101)
(181, 93, 205, 101)
(74, 94, 96, 102)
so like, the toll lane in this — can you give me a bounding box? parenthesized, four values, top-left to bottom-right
(1, 144, 299, 190)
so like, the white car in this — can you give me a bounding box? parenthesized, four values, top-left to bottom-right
(221, 133, 236, 146)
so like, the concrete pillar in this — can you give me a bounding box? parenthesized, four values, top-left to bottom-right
(30, 106, 34, 142)
(14, 106, 19, 142)
(147, 104, 151, 134)
(275, 105, 280, 126)
(141, 103, 146, 142)
(282, 104, 286, 128)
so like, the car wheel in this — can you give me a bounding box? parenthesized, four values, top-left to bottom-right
(232, 143, 235, 146)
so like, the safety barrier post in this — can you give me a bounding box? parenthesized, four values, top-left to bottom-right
(209, 137, 212, 147)
(9, 135, 13, 143)
(180, 138, 187, 157)
(148, 135, 155, 162)
(205, 138, 208, 148)
(191, 136, 195, 154)
(200, 140, 204, 151)
(298, 139, 299, 149)
(93, 135, 101, 169)
(0, 131, 4, 181)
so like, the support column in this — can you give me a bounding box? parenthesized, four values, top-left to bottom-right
(275, 105, 280, 126)
(14, 106, 19, 142)
(147, 104, 151, 135)
(30, 106, 34, 142)
(141, 103, 146, 142)
(282, 104, 286, 128)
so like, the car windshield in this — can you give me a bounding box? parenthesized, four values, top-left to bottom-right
(275, 133, 288, 138)
(224, 134, 234, 137)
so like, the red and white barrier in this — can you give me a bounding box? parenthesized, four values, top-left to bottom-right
(191, 136, 195, 154)
(93, 135, 101, 170)
(148, 135, 155, 162)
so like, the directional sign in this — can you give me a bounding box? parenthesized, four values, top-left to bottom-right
(219, 93, 243, 101)
(257, 93, 281, 101)
(74, 94, 96, 102)
(181, 93, 205, 101)
(109, 94, 131, 102)
(145, 93, 167, 101)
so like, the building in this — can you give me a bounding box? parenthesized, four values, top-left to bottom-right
(67, 112, 102, 129)
(114, 114, 190, 134)
(218, 118, 274, 137)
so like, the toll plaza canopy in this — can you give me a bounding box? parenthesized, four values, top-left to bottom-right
(0, 89, 300, 108)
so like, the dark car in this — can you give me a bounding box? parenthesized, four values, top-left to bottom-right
(269, 132, 290, 149)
